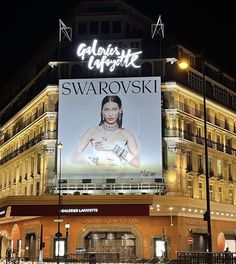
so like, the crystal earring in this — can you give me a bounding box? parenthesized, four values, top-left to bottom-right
(118, 113, 121, 122)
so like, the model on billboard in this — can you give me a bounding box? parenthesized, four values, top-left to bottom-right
(74, 95, 140, 168)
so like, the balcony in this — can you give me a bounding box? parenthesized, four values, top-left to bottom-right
(52, 182, 167, 196)
(164, 127, 236, 157)
(0, 131, 56, 165)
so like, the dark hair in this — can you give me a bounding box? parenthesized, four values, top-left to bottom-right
(99, 95, 123, 128)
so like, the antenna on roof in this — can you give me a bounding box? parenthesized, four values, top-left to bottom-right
(59, 19, 72, 42)
(151, 15, 164, 39)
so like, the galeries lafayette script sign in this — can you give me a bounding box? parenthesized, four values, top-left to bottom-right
(76, 39, 142, 73)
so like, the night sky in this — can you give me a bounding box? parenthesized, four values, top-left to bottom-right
(0, 0, 235, 87)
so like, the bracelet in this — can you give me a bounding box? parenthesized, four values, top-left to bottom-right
(113, 144, 125, 157)
(89, 157, 99, 166)
(121, 150, 128, 159)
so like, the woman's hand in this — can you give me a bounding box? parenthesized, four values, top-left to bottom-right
(93, 141, 114, 151)
(89, 156, 120, 167)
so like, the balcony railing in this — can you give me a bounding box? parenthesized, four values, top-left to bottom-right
(0, 131, 56, 165)
(52, 182, 167, 195)
(177, 251, 236, 264)
(164, 128, 236, 157)
(167, 101, 236, 133)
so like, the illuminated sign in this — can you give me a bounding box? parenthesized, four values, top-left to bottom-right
(76, 39, 142, 73)
(60, 208, 98, 214)
(10, 204, 150, 216)
(58, 76, 162, 192)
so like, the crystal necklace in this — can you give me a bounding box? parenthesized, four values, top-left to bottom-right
(102, 122, 119, 132)
(101, 122, 119, 141)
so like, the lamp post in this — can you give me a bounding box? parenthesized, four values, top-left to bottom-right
(56, 142, 63, 264)
(167, 57, 212, 251)
(201, 59, 212, 252)
(65, 223, 70, 260)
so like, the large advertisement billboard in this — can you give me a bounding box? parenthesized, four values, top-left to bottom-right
(58, 76, 162, 182)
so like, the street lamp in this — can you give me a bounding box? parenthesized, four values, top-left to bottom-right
(57, 142, 63, 214)
(201, 59, 212, 252)
(65, 223, 70, 260)
(167, 57, 212, 251)
(65, 222, 70, 238)
(56, 142, 63, 264)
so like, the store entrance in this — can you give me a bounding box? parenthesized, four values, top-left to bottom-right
(25, 233, 36, 260)
(192, 233, 208, 252)
(84, 231, 136, 262)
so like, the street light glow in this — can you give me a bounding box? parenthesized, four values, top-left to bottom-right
(178, 60, 189, 70)
(57, 142, 63, 149)
(65, 223, 70, 229)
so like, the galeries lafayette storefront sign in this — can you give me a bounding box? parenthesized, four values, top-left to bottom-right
(10, 204, 149, 216)
(76, 39, 142, 73)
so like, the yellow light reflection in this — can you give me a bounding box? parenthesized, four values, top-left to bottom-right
(178, 60, 189, 70)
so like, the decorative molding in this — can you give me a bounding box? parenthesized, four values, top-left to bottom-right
(43, 147, 55, 155)
(46, 113, 57, 121)
(167, 146, 177, 153)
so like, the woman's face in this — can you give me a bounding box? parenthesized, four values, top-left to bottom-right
(102, 101, 121, 123)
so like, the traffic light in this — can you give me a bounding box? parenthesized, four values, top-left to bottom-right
(203, 211, 209, 221)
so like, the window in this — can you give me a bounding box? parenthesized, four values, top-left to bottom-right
(208, 158, 214, 176)
(37, 154, 41, 174)
(198, 154, 203, 174)
(90, 21, 99, 34)
(207, 132, 211, 139)
(217, 160, 222, 179)
(184, 122, 193, 141)
(226, 138, 232, 154)
(84, 231, 136, 260)
(197, 127, 201, 136)
(78, 22, 87, 35)
(187, 179, 193, 198)
(154, 239, 166, 258)
(186, 122, 192, 134)
(112, 20, 121, 33)
(36, 182, 40, 195)
(199, 182, 203, 199)
(101, 21, 110, 34)
(227, 138, 232, 146)
(31, 157, 34, 176)
(54, 238, 66, 257)
(225, 235, 236, 252)
(189, 72, 202, 94)
(229, 188, 233, 204)
(207, 131, 212, 147)
(214, 87, 228, 105)
(186, 151, 192, 171)
(125, 23, 130, 34)
(209, 185, 214, 201)
(218, 186, 223, 202)
(228, 163, 232, 181)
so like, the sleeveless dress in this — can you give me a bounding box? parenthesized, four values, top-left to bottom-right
(90, 133, 127, 168)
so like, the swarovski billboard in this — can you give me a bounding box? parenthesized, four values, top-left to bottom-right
(58, 76, 162, 183)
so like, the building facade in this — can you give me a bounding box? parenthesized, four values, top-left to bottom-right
(0, 0, 235, 261)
